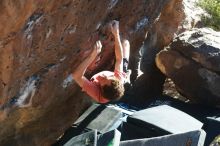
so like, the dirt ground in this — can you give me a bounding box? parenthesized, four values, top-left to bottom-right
(163, 78, 189, 102)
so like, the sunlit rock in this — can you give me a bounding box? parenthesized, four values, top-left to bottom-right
(156, 28, 220, 106)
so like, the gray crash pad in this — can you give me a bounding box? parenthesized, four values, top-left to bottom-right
(120, 130, 206, 146)
(74, 104, 123, 133)
(127, 105, 203, 134)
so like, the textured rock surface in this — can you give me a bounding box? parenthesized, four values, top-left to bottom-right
(170, 28, 220, 72)
(0, 0, 182, 145)
(162, 0, 213, 102)
(127, 0, 184, 104)
(178, 0, 209, 33)
(156, 28, 220, 106)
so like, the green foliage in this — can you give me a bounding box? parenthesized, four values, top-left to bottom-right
(198, 0, 220, 30)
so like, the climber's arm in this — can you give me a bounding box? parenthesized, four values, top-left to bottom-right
(111, 21, 123, 72)
(72, 41, 102, 87)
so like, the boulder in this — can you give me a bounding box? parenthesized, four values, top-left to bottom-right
(0, 0, 180, 145)
(156, 28, 220, 106)
(128, 0, 185, 102)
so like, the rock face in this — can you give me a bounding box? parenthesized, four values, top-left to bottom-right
(156, 28, 220, 106)
(128, 0, 184, 103)
(0, 0, 183, 145)
(178, 0, 209, 33)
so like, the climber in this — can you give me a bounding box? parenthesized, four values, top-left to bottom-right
(72, 20, 130, 103)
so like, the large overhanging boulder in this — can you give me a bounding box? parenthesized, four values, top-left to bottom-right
(0, 0, 183, 145)
(156, 28, 220, 106)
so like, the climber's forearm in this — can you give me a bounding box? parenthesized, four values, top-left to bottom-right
(114, 34, 123, 61)
(72, 41, 102, 87)
(114, 34, 123, 72)
(72, 54, 96, 87)
(110, 20, 123, 72)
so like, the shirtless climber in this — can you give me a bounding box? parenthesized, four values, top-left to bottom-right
(72, 20, 130, 103)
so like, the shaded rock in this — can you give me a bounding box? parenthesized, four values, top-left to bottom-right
(129, 0, 185, 101)
(156, 28, 220, 106)
(162, 0, 212, 101)
(163, 78, 188, 102)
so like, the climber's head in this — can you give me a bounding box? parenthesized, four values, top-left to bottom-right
(98, 75, 124, 101)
